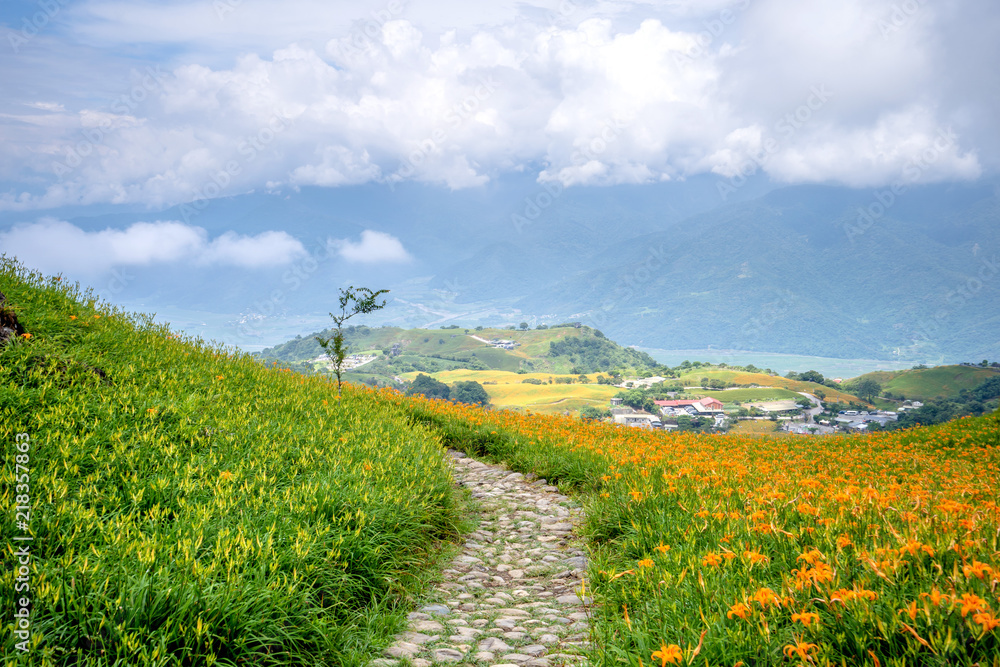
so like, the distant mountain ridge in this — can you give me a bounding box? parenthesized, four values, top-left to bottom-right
(4, 174, 997, 362)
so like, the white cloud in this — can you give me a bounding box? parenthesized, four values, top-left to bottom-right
(330, 230, 412, 264)
(198, 230, 309, 267)
(0, 0, 995, 208)
(0, 219, 307, 275)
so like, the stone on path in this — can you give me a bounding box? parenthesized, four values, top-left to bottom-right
(420, 603, 451, 616)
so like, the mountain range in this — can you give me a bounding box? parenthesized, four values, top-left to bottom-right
(2, 173, 997, 362)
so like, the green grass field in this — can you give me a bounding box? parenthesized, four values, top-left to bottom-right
(0, 260, 461, 665)
(707, 387, 802, 404)
(857, 365, 1000, 401)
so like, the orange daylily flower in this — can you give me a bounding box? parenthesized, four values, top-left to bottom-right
(963, 561, 993, 580)
(727, 602, 751, 620)
(959, 593, 988, 617)
(751, 587, 782, 608)
(702, 552, 723, 567)
(920, 587, 948, 607)
(783, 641, 818, 661)
(651, 643, 683, 666)
(791, 612, 820, 627)
(972, 612, 1000, 632)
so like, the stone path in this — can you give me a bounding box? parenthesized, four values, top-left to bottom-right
(372, 450, 591, 667)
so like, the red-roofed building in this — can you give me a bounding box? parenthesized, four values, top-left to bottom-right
(654, 399, 697, 408)
(696, 397, 724, 411)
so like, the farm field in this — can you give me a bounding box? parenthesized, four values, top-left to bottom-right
(729, 419, 782, 434)
(400, 369, 618, 414)
(705, 387, 803, 404)
(398, 391, 1000, 666)
(0, 262, 461, 665)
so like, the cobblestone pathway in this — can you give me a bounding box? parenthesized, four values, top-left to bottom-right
(372, 449, 591, 667)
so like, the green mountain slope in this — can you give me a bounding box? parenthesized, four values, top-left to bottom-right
(852, 364, 1000, 401)
(257, 324, 661, 382)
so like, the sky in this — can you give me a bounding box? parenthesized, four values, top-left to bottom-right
(1, 0, 998, 275)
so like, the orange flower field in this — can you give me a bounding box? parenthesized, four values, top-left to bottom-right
(382, 387, 1000, 666)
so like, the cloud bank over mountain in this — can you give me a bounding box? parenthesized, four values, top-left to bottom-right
(1, 0, 996, 210)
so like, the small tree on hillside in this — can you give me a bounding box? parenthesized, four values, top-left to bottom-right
(316, 286, 389, 397)
(405, 374, 451, 400)
(852, 378, 882, 403)
(451, 380, 490, 406)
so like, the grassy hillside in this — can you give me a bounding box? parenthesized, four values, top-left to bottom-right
(673, 368, 863, 403)
(0, 260, 460, 665)
(853, 364, 1000, 401)
(258, 324, 660, 381)
(708, 387, 802, 404)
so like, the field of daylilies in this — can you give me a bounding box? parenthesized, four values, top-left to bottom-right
(4, 256, 999, 666)
(396, 391, 1000, 666)
(1, 260, 460, 665)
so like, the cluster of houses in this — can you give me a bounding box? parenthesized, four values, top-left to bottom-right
(489, 339, 519, 350)
(313, 353, 377, 370)
(653, 397, 725, 416)
(832, 409, 900, 431)
(609, 396, 728, 430)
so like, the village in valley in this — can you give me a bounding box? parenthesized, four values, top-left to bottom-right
(600, 374, 912, 435)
